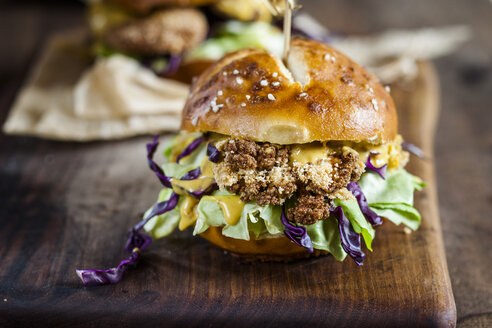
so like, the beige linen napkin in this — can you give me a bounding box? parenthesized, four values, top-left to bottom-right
(3, 29, 188, 141)
(74, 55, 189, 120)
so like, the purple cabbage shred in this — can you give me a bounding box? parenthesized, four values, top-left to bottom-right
(347, 182, 382, 226)
(179, 167, 218, 198)
(401, 142, 425, 158)
(181, 167, 201, 180)
(76, 193, 179, 287)
(156, 54, 182, 77)
(142, 54, 182, 77)
(131, 193, 180, 240)
(331, 206, 365, 265)
(206, 143, 220, 163)
(124, 229, 152, 254)
(188, 182, 219, 199)
(77, 135, 224, 287)
(281, 208, 313, 253)
(176, 137, 203, 163)
(147, 135, 172, 188)
(365, 152, 387, 179)
(75, 252, 141, 287)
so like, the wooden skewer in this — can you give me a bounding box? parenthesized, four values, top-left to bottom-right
(261, 0, 297, 61)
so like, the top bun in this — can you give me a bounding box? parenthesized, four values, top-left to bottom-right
(181, 39, 398, 145)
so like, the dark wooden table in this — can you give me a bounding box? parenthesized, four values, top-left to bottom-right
(0, 0, 490, 327)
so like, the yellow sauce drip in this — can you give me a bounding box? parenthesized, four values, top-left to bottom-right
(290, 143, 330, 164)
(179, 196, 199, 231)
(171, 177, 215, 196)
(200, 158, 215, 178)
(354, 135, 405, 170)
(206, 195, 245, 226)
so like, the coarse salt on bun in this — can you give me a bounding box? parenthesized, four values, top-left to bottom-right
(181, 38, 398, 145)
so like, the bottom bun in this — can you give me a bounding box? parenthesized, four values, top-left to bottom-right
(199, 226, 328, 262)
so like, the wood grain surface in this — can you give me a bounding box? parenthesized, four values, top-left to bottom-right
(0, 0, 490, 327)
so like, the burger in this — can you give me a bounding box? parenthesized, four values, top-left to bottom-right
(76, 38, 425, 286)
(141, 38, 424, 263)
(87, 0, 284, 83)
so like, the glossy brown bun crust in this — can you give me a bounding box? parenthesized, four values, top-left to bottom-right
(169, 59, 215, 84)
(200, 227, 327, 262)
(107, 0, 217, 14)
(182, 39, 398, 144)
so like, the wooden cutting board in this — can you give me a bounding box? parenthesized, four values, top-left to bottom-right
(0, 62, 456, 327)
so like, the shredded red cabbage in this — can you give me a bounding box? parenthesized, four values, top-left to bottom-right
(206, 143, 220, 163)
(124, 229, 152, 254)
(178, 166, 218, 198)
(131, 193, 180, 241)
(147, 135, 172, 188)
(141, 54, 182, 78)
(365, 152, 387, 179)
(176, 136, 203, 163)
(181, 167, 202, 180)
(402, 141, 425, 158)
(76, 193, 179, 287)
(347, 182, 382, 226)
(188, 182, 218, 199)
(331, 206, 365, 265)
(281, 208, 313, 253)
(157, 54, 182, 77)
(77, 135, 225, 287)
(76, 252, 140, 287)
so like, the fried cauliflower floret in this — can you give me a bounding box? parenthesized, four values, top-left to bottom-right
(212, 139, 365, 224)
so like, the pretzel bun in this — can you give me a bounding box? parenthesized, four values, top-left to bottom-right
(181, 38, 398, 144)
(200, 227, 327, 261)
(168, 59, 215, 84)
(103, 8, 208, 55)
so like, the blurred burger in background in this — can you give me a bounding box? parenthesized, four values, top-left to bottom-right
(86, 0, 285, 83)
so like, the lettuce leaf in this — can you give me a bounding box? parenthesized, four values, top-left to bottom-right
(176, 142, 207, 167)
(193, 195, 227, 235)
(303, 218, 347, 261)
(193, 190, 284, 240)
(160, 162, 194, 179)
(244, 203, 283, 237)
(370, 203, 421, 231)
(162, 135, 176, 160)
(144, 188, 184, 238)
(358, 169, 424, 230)
(358, 169, 424, 205)
(161, 132, 206, 165)
(157, 141, 207, 181)
(188, 21, 283, 61)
